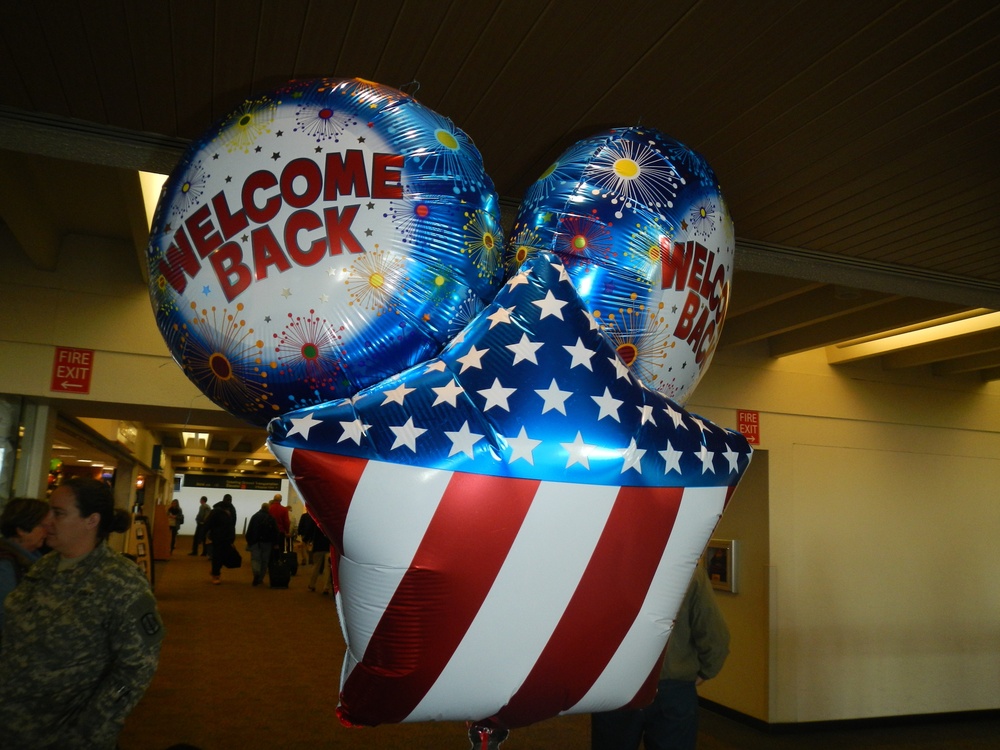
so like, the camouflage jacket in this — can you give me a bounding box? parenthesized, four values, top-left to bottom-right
(0, 542, 165, 749)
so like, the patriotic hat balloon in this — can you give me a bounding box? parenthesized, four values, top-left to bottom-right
(267, 249, 752, 730)
(147, 78, 504, 427)
(508, 127, 735, 404)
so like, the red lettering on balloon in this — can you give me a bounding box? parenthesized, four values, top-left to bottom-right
(324, 204, 365, 254)
(251, 226, 293, 280)
(159, 227, 201, 293)
(186, 204, 222, 259)
(211, 242, 252, 302)
(243, 170, 281, 224)
(281, 158, 323, 209)
(211, 190, 248, 240)
(324, 151, 370, 200)
(372, 153, 404, 199)
(285, 209, 327, 266)
(674, 291, 701, 340)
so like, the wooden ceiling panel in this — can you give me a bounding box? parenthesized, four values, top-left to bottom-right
(32, 4, 110, 124)
(212, 1, 267, 115)
(0, 4, 71, 116)
(251, 2, 312, 93)
(124, 1, 179, 137)
(369, 2, 455, 91)
(168, 2, 220, 135)
(324, 1, 409, 88)
(294, 1, 355, 77)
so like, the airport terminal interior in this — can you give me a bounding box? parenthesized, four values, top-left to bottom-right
(2, 2, 999, 748)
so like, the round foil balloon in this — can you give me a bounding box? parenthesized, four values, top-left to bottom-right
(147, 78, 504, 426)
(508, 127, 734, 404)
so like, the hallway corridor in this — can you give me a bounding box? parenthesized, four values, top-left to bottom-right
(118, 545, 1000, 749)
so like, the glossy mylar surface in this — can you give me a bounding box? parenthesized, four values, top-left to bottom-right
(268, 250, 751, 728)
(147, 78, 504, 426)
(508, 127, 735, 404)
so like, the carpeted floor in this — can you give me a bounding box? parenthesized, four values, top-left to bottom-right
(119, 542, 1000, 750)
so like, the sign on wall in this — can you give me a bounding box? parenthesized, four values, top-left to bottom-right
(737, 409, 761, 445)
(181, 474, 282, 491)
(50, 347, 94, 394)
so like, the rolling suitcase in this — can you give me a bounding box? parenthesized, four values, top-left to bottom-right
(268, 552, 291, 588)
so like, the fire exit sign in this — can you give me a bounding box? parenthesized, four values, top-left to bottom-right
(737, 409, 760, 445)
(51, 347, 94, 394)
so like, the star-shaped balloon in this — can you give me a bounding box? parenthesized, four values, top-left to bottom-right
(267, 250, 751, 729)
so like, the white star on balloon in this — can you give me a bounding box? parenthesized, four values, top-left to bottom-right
(505, 426, 541, 465)
(697, 444, 716, 474)
(563, 337, 595, 370)
(562, 431, 595, 469)
(533, 290, 567, 320)
(487, 306, 515, 329)
(389, 417, 426, 452)
(550, 262, 571, 282)
(457, 344, 489, 373)
(286, 412, 321, 439)
(637, 404, 657, 426)
(431, 378, 464, 407)
(506, 272, 529, 289)
(592, 387, 623, 422)
(620, 438, 646, 474)
(338, 419, 370, 445)
(382, 382, 415, 406)
(609, 355, 631, 380)
(664, 403, 687, 430)
(535, 378, 573, 415)
(659, 440, 683, 475)
(723, 445, 741, 473)
(445, 421, 484, 459)
(477, 378, 516, 412)
(507, 333, 543, 365)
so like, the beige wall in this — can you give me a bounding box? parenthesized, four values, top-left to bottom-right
(691, 345, 1000, 723)
(3, 234, 1000, 724)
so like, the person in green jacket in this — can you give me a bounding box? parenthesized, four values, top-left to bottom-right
(591, 564, 730, 750)
(0, 477, 164, 749)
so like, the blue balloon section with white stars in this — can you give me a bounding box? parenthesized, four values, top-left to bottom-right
(507, 127, 736, 404)
(147, 78, 505, 427)
(268, 249, 751, 487)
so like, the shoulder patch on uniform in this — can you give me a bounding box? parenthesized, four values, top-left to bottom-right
(140, 610, 162, 636)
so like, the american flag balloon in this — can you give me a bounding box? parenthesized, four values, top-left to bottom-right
(267, 249, 752, 729)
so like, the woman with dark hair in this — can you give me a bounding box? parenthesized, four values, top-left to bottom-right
(0, 477, 165, 749)
(0, 496, 50, 630)
(167, 498, 183, 552)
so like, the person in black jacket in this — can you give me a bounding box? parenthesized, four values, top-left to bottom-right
(305, 516, 332, 594)
(206, 495, 236, 585)
(245, 503, 279, 586)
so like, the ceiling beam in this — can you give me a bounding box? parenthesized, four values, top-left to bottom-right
(736, 239, 1000, 310)
(767, 298, 971, 357)
(882, 327, 1000, 369)
(933, 349, 1000, 376)
(720, 286, 892, 347)
(0, 105, 186, 174)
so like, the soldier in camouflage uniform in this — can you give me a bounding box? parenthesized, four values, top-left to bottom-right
(0, 477, 164, 750)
